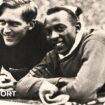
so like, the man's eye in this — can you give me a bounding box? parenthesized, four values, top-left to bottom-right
(54, 25, 66, 32)
(0, 20, 6, 25)
(9, 22, 19, 27)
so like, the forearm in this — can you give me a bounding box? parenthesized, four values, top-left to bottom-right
(15, 65, 54, 98)
(15, 74, 72, 98)
(15, 74, 60, 98)
(15, 74, 45, 98)
(59, 77, 97, 103)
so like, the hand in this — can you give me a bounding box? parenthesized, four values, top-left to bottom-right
(0, 74, 16, 91)
(1, 66, 17, 83)
(60, 85, 67, 94)
(39, 81, 58, 96)
(58, 78, 75, 85)
(39, 81, 59, 104)
(39, 81, 70, 105)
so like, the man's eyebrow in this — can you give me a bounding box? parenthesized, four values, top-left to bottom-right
(0, 19, 21, 25)
(0, 19, 4, 21)
(8, 20, 21, 25)
(53, 23, 66, 27)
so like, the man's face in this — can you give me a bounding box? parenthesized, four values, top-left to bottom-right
(0, 7, 30, 46)
(45, 10, 77, 55)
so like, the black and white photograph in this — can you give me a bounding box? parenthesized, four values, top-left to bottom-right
(0, 0, 105, 105)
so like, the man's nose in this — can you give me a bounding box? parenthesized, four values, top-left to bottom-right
(2, 24, 11, 35)
(51, 31, 59, 40)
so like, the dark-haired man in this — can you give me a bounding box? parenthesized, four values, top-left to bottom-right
(0, 0, 50, 91)
(16, 5, 105, 103)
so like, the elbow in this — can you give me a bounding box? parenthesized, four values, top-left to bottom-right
(15, 79, 29, 98)
(15, 76, 44, 99)
(15, 76, 37, 98)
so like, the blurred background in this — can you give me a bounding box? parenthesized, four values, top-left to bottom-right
(34, 0, 105, 29)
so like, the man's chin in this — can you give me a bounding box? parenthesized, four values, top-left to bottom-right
(4, 42, 17, 47)
(58, 48, 70, 55)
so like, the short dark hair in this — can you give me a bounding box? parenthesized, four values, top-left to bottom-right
(47, 7, 78, 26)
(0, 0, 37, 23)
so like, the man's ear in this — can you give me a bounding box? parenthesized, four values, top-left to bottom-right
(28, 20, 35, 30)
(76, 22, 81, 33)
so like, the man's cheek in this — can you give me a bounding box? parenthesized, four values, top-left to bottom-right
(0, 28, 2, 34)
